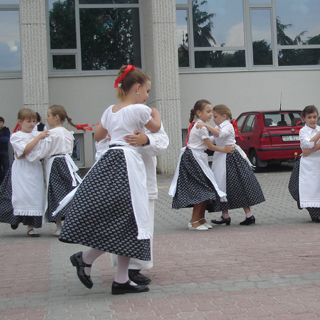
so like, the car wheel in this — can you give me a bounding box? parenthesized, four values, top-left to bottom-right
(249, 150, 262, 172)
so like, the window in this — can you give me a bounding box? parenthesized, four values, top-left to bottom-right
(48, 0, 141, 73)
(0, 2, 21, 73)
(242, 114, 256, 132)
(176, 0, 320, 70)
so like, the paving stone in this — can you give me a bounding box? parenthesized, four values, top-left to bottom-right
(2, 165, 320, 319)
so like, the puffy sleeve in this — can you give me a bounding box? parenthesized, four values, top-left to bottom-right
(141, 123, 169, 157)
(198, 126, 210, 140)
(218, 124, 234, 139)
(10, 133, 27, 157)
(133, 104, 153, 127)
(300, 127, 315, 149)
(100, 107, 110, 130)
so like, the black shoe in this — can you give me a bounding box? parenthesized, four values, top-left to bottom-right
(128, 269, 151, 285)
(11, 224, 19, 230)
(211, 216, 231, 226)
(112, 280, 149, 295)
(70, 252, 93, 289)
(311, 217, 320, 223)
(240, 216, 255, 225)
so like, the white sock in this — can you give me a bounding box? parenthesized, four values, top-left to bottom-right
(114, 255, 133, 285)
(82, 248, 105, 276)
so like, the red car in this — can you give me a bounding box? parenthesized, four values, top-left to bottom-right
(235, 110, 303, 171)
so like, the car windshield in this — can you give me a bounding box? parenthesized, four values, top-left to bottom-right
(263, 112, 302, 127)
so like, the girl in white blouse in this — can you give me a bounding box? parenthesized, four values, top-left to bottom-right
(289, 105, 320, 222)
(0, 108, 49, 237)
(169, 100, 233, 231)
(197, 104, 265, 226)
(26, 105, 84, 236)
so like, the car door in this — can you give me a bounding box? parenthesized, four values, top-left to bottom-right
(236, 113, 257, 155)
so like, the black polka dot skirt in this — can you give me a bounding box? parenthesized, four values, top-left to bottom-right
(207, 150, 265, 212)
(288, 158, 320, 219)
(172, 148, 220, 209)
(0, 166, 42, 228)
(59, 149, 150, 261)
(46, 157, 80, 222)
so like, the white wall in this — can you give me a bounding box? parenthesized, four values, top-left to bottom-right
(48, 75, 116, 167)
(1, 69, 320, 167)
(179, 69, 320, 128)
(0, 78, 23, 130)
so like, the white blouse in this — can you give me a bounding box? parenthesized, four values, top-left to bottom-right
(101, 104, 152, 145)
(187, 120, 210, 151)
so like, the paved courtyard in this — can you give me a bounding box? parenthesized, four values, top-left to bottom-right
(1, 163, 320, 319)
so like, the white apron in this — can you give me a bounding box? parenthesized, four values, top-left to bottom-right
(299, 151, 320, 208)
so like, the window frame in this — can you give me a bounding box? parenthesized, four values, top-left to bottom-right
(176, 0, 320, 72)
(47, 0, 142, 76)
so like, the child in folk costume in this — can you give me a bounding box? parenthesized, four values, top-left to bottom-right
(0, 108, 49, 237)
(288, 105, 320, 222)
(59, 65, 161, 295)
(169, 100, 234, 231)
(25, 105, 84, 236)
(196, 104, 265, 225)
(110, 125, 169, 286)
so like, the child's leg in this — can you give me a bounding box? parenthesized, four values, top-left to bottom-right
(55, 218, 62, 230)
(27, 225, 39, 236)
(115, 255, 131, 284)
(215, 210, 229, 221)
(191, 201, 207, 227)
(244, 207, 252, 218)
(53, 218, 63, 236)
(82, 248, 105, 276)
(239, 207, 255, 225)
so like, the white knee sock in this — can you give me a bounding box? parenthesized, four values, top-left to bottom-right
(114, 255, 132, 284)
(82, 248, 105, 276)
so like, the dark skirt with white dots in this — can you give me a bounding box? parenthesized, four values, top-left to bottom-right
(288, 158, 320, 219)
(45, 157, 80, 222)
(172, 148, 220, 209)
(0, 167, 42, 228)
(59, 149, 150, 261)
(207, 150, 265, 212)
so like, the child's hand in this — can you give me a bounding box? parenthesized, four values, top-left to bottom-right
(196, 122, 206, 129)
(302, 148, 313, 157)
(39, 130, 50, 140)
(224, 145, 235, 153)
(125, 130, 148, 147)
(15, 152, 25, 159)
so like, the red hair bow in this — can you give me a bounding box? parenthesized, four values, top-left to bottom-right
(114, 65, 136, 88)
(231, 119, 244, 140)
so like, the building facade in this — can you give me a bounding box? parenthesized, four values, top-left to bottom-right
(1, 0, 320, 172)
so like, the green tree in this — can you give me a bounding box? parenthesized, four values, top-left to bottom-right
(49, 0, 141, 70)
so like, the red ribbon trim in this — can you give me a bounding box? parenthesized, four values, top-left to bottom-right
(293, 120, 302, 133)
(231, 119, 244, 140)
(114, 65, 136, 88)
(185, 122, 195, 146)
(13, 123, 21, 133)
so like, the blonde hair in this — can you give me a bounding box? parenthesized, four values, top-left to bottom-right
(48, 105, 86, 132)
(189, 99, 211, 123)
(115, 65, 151, 100)
(213, 104, 232, 120)
(17, 108, 37, 121)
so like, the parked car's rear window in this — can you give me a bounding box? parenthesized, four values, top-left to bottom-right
(263, 112, 302, 127)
